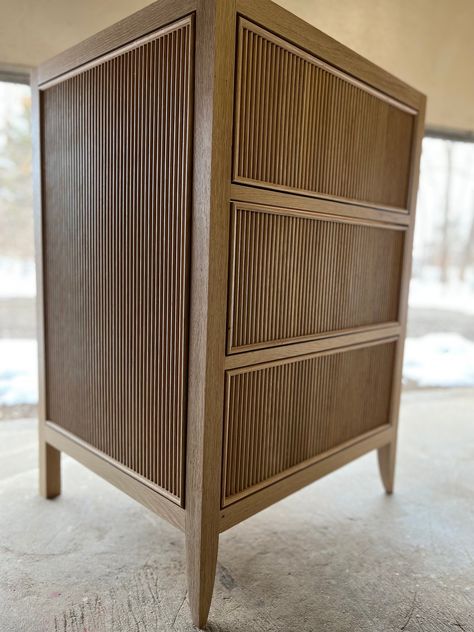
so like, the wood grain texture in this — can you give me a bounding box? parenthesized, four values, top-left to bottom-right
(224, 325, 400, 370)
(228, 203, 405, 352)
(379, 97, 427, 493)
(40, 18, 194, 505)
(220, 424, 394, 532)
(39, 441, 61, 499)
(236, 0, 423, 111)
(32, 67, 61, 500)
(184, 0, 236, 627)
(231, 183, 410, 226)
(223, 341, 397, 506)
(378, 442, 396, 494)
(234, 19, 415, 211)
(44, 422, 185, 531)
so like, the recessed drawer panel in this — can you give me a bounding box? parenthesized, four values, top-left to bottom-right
(223, 341, 396, 505)
(234, 19, 415, 210)
(228, 204, 404, 353)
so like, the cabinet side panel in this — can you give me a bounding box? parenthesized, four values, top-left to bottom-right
(223, 341, 396, 505)
(40, 18, 194, 504)
(234, 20, 415, 211)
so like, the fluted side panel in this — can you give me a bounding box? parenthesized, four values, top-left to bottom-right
(41, 19, 193, 503)
(229, 205, 404, 352)
(223, 342, 396, 504)
(234, 20, 415, 210)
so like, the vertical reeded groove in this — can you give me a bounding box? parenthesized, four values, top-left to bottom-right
(41, 19, 194, 504)
(223, 342, 396, 504)
(229, 205, 404, 352)
(235, 20, 414, 209)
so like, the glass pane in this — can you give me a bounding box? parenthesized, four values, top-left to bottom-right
(0, 80, 37, 419)
(405, 137, 474, 388)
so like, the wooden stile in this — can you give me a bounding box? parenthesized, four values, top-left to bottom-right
(33, 0, 425, 626)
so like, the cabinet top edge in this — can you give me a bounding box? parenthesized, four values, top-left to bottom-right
(34, 0, 197, 88)
(236, 0, 426, 111)
(32, 0, 426, 112)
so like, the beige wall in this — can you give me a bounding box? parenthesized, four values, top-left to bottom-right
(1, 0, 473, 132)
(276, 0, 474, 134)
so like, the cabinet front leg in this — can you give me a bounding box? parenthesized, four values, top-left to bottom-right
(378, 441, 397, 494)
(39, 438, 61, 499)
(185, 523, 219, 629)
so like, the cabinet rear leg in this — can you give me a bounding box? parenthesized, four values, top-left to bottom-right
(39, 437, 61, 499)
(378, 441, 397, 494)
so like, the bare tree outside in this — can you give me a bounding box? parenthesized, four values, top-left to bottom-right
(405, 136, 474, 388)
(0, 83, 33, 258)
(459, 197, 474, 282)
(439, 141, 452, 284)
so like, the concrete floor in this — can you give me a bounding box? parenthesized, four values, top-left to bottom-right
(0, 389, 473, 632)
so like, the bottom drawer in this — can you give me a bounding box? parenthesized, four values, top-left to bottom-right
(222, 341, 396, 506)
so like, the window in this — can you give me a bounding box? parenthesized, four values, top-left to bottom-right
(0, 79, 36, 419)
(405, 136, 474, 388)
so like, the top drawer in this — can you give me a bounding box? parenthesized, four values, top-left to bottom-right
(234, 19, 416, 212)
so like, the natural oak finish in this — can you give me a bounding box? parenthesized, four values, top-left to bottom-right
(41, 17, 193, 505)
(234, 20, 415, 211)
(44, 421, 185, 531)
(39, 438, 61, 499)
(184, 0, 236, 626)
(223, 340, 396, 505)
(220, 424, 395, 532)
(378, 441, 397, 494)
(33, 0, 425, 627)
(228, 203, 405, 352)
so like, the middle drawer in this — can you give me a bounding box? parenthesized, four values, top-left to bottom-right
(227, 202, 405, 354)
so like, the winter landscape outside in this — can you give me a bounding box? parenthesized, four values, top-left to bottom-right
(0, 80, 36, 419)
(0, 80, 474, 418)
(404, 137, 474, 388)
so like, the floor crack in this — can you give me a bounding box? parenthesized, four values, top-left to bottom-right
(401, 591, 417, 631)
(171, 591, 187, 629)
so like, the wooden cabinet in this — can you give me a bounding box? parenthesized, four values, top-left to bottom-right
(33, 0, 425, 627)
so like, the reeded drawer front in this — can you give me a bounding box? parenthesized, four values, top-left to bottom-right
(223, 341, 396, 505)
(234, 19, 415, 210)
(228, 204, 404, 353)
(41, 18, 194, 504)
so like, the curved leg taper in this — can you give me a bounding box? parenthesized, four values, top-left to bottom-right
(186, 526, 219, 629)
(378, 442, 396, 494)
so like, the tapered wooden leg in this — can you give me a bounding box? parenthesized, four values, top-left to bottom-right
(39, 438, 61, 499)
(186, 526, 219, 629)
(378, 441, 397, 494)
